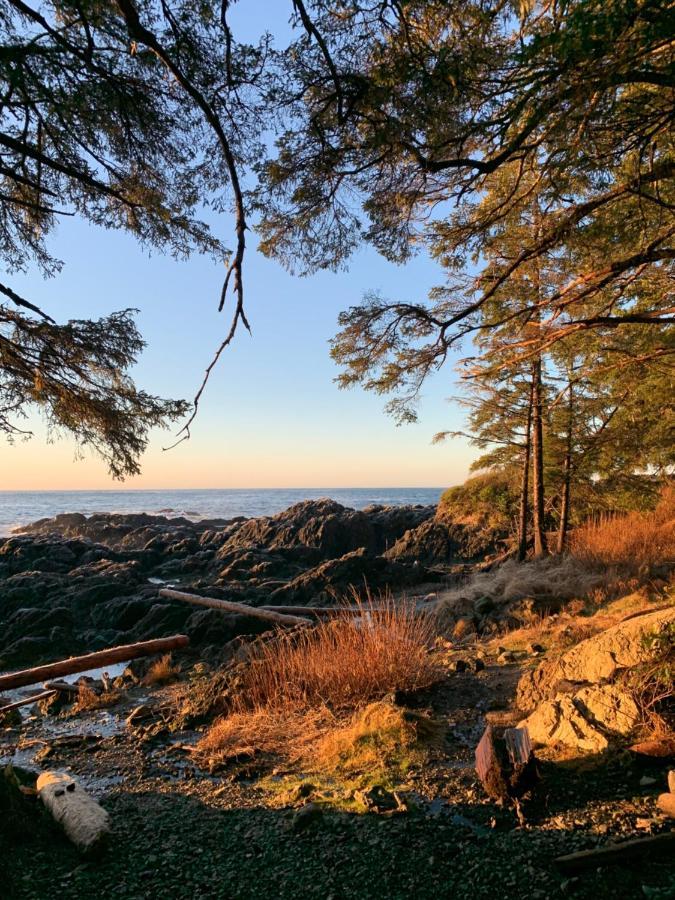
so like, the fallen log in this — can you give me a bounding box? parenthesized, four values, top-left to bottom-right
(554, 832, 675, 874)
(0, 690, 56, 714)
(475, 724, 538, 805)
(0, 635, 189, 692)
(260, 605, 390, 618)
(37, 771, 110, 855)
(159, 588, 311, 626)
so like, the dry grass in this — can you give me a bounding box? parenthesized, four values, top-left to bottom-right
(570, 486, 675, 570)
(314, 701, 444, 776)
(142, 653, 180, 686)
(196, 598, 442, 766)
(437, 554, 606, 616)
(230, 598, 440, 714)
(74, 684, 121, 711)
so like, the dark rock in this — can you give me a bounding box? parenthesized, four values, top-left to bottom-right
(269, 548, 429, 605)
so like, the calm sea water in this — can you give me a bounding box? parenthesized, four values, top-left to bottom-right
(0, 488, 443, 536)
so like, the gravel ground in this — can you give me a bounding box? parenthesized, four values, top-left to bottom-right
(2, 656, 674, 900)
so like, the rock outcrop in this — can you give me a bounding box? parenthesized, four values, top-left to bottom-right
(0, 501, 445, 667)
(516, 606, 675, 752)
(516, 607, 675, 712)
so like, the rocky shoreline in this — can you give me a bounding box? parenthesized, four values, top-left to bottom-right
(0, 499, 500, 669)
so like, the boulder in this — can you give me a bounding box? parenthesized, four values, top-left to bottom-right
(519, 684, 640, 752)
(269, 548, 428, 604)
(517, 607, 675, 712)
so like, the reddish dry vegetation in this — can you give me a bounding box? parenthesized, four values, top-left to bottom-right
(570, 486, 675, 570)
(197, 599, 442, 762)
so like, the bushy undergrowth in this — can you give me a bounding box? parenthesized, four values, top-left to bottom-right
(196, 599, 442, 766)
(437, 555, 607, 615)
(570, 486, 675, 571)
(624, 620, 675, 736)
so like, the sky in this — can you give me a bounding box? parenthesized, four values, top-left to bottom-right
(0, 5, 476, 492)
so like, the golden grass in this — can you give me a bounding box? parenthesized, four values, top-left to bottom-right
(314, 701, 444, 776)
(142, 653, 180, 686)
(230, 598, 440, 714)
(74, 684, 121, 711)
(570, 486, 675, 570)
(196, 598, 442, 766)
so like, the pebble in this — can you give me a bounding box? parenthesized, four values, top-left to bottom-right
(639, 775, 657, 787)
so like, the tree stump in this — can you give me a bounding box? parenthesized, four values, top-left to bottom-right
(475, 724, 538, 805)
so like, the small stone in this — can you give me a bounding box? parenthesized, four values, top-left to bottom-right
(639, 775, 657, 787)
(656, 792, 675, 818)
(497, 651, 516, 665)
(472, 658, 485, 672)
(290, 802, 322, 832)
(527, 643, 545, 655)
(667, 770, 675, 793)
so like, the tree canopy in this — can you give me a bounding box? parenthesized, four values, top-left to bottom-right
(1, 0, 672, 496)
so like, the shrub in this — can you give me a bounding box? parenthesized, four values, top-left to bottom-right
(570, 486, 675, 570)
(196, 598, 442, 765)
(437, 469, 519, 532)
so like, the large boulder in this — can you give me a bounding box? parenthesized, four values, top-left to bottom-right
(383, 519, 502, 565)
(269, 548, 429, 605)
(517, 606, 675, 712)
(519, 684, 640, 752)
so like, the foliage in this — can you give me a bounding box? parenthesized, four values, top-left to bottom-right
(438, 470, 520, 532)
(0, 0, 265, 470)
(570, 486, 675, 571)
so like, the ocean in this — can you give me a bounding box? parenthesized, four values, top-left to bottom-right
(0, 488, 443, 536)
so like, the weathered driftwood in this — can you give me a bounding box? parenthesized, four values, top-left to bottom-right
(554, 832, 675, 873)
(0, 635, 190, 692)
(159, 588, 311, 626)
(37, 771, 110, 854)
(475, 724, 538, 804)
(0, 690, 57, 714)
(260, 605, 390, 618)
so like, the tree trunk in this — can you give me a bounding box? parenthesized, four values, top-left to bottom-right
(0, 635, 189, 692)
(531, 356, 548, 557)
(518, 380, 534, 561)
(556, 384, 573, 554)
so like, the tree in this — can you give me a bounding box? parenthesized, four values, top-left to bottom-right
(0, 0, 267, 473)
(259, 0, 674, 356)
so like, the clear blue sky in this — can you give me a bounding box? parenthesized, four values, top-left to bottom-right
(0, 4, 475, 491)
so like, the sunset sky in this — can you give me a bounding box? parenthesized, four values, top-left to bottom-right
(0, 6, 475, 492)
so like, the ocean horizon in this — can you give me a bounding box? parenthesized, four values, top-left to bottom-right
(0, 487, 444, 536)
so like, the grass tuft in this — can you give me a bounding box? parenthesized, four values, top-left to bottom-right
(196, 597, 442, 767)
(142, 654, 180, 686)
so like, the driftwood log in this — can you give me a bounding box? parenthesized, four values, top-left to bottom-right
(475, 725, 538, 804)
(554, 832, 675, 873)
(0, 690, 56, 715)
(159, 588, 311, 626)
(0, 635, 189, 692)
(37, 771, 110, 854)
(260, 605, 392, 617)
